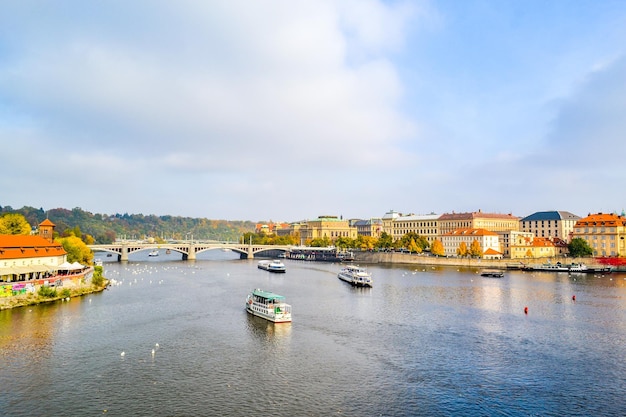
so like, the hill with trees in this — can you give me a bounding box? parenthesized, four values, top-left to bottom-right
(0, 205, 257, 244)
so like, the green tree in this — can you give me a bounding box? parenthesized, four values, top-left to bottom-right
(58, 235, 94, 265)
(376, 232, 393, 249)
(568, 238, 593, 257)
(431, 239, 445, 257)
(469, 240, 483, 258)
(309, 236, 332, 247)
(0, 213, 31, 235)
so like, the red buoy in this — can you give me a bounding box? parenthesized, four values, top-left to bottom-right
(524, 306, 528, 314)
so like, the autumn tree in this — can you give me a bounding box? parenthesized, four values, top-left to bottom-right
(457, 241, 468, 257)
(57, 235, 94, 265)
(431, 239, 445, 257)
(356, 235, 376, 251)
(407, 238, 422, 253)
(469, 240, 483, 258)
(0, 213, 31, 235)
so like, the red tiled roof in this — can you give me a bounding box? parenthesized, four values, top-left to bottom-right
(483, 248, 502, 255)
(574, 213, 626, 227)
(0, 235, 66, 260)
(38, 219, 56, 227)
(444, 228, 499, 236)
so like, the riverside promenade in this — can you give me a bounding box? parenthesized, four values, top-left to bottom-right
(353, 251, 615, 271)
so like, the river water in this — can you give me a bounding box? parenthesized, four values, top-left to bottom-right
(1, 251, 626, 416)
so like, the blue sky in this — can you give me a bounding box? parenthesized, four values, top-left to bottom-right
(1, 0, 625, 222)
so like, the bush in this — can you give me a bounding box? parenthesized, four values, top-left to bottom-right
(60, 288, 71, 298)
(38, 285, 57, 298)
(91, 266, 104, 287)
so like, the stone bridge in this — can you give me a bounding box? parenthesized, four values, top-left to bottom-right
(88, 242, 291, 261)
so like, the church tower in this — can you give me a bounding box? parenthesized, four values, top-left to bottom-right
(38, 219, 56, 243)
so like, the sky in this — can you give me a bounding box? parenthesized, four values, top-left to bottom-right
(1, 0, 625, 222)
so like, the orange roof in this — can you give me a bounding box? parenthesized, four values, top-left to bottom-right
(530, 237, 555, 248)
(445, 228, 499, 237)
(38, 219, 56, 227)
(575, 213, 626, 227)
(483, 248, 502, 255)
(0, 235, 66, 260)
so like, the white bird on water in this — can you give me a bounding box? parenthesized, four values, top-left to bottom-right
(120, 351, 125, 357)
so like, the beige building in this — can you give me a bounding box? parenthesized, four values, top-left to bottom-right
(391, 213, 440, 244)
(572, 212, 626, 257)
(519, 211, 580, 242)
(381, 210, 401, 236)
(442, 228, 502, 259)
(298, 215, 357, 245)
(439, 210, 519, 257)
(353, 218, 384, 238)
(509, 232, 568, 259)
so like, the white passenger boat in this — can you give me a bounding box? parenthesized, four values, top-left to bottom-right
(245, 289, 292, 323)
(258, 259, 286, 273)
(148, 250, 159, 257)
(337, 265, 373, 287)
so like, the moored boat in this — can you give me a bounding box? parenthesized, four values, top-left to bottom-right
(337, 265, 373, 287)
(258, 259, 286, 273)
(245, 289, 292, 323)
(480, 269, 504, 278)
(148, 249, 159, 257)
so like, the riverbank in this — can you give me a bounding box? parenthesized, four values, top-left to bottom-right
(0, 280, 109, 310)
(353, 251, 616, 270)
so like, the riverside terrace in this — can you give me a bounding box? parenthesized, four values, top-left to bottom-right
(88, 241, 291, 261)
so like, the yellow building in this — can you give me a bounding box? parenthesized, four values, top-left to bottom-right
(298, 215, 357, 245)
(572, 212, 626, 257)
(509, 232, 568, 259)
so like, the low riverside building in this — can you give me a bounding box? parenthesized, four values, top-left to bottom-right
(519, 211, 580, 242)
(0, 234, 67, 283)
(572, 212, 626, 257)
(391, 213, 440, 245)
(509, 233, 568, 259)
(442, 228, 502, 259)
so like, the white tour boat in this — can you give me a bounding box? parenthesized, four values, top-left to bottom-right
(245, 289, 292, 323)
(148, 249, 159, 257)
(337, 265, 373, 287)
(258, 259, 286, 273)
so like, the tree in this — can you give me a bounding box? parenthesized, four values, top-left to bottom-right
(57, 235, 94, 265)
(457, 242, 468, 257)
(407, 238, 421, 253)
(0, 213, 31, 235)
(469, 240, 482, 258)
(568, 238, 593, 257)
(376, 232, 393, 249)
(431, 239, 445, 257)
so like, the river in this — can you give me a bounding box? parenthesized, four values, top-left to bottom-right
(1, 251, 625, 416)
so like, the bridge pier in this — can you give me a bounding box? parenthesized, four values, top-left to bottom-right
(188, 243, 196, 260)
(121, 245, 129, 262)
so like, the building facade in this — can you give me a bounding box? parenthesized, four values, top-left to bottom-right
(572, 212, 626, 257)
(298, 215, 357, 245)
(391, 213, 440, 244)
(519, 211, 580, 242)
(442, 228, 502, 259)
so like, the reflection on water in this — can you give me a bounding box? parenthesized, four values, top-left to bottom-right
(1, 259, 626, 416)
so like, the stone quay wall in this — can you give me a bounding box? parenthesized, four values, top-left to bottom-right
(353, 251, 604, 270)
